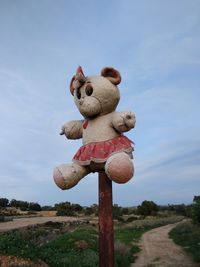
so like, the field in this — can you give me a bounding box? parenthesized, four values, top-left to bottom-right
(0, 215, 184, 267)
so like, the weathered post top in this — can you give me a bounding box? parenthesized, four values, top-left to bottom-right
(53, 66, 136, 189)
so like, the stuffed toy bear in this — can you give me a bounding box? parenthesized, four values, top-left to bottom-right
(53, 66, 136, 190)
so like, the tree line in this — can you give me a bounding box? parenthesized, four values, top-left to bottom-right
(1, 196, 199, 224)
(0, 198, 41, 211)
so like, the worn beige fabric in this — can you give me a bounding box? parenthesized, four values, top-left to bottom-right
(53, 67, 136, 190)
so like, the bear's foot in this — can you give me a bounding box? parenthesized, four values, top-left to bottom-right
(53, 163, 89, 190)
(105, 152, 134, 183)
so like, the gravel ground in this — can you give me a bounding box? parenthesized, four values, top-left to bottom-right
(0, 216, 81, 232)
(132, 222, 198, 267)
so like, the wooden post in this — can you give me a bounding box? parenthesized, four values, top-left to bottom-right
(98, 172, 114, 267)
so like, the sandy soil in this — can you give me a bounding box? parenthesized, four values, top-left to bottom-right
(0, 255, 48, 267)
(132, 222, 198, 267)
(0, 216, 80, 232)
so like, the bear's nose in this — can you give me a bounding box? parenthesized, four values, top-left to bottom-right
(79, 99, 83, 105)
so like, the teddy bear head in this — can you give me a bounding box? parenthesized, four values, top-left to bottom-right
(69, 67, 121, 118)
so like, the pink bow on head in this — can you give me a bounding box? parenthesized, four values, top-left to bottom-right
(70, 66, 86, 95)
(76, 66, 85, 78)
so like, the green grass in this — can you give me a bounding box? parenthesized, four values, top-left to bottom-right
(169, 220, 200, 263)
(40, 226, 98, 267)
(0, 229, 40, 261)
(0, 216, 184, 267)
(42, 226, 148, 267)
(114, 226, 146, 266)
(115, 226, 144, 244)
(0, 225, 99, 267)
(0, 224, 138, 267)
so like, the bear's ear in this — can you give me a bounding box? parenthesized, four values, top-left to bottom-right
(70, 76, 76, 95)
(70, 66, 86, 95)
(101, 67, 121, 85)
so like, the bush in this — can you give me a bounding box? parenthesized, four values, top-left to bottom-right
(56, 209, 75, 216)
(42, 205, 53, 211)
(191, 196, 200, 225)
(113, 204, 123, 220)
(126, 216, 138, 223)
(29, 202, 41, 211)
(169, 221, 200, 263)
(84, 207, 94, 216)
(0, 230, 39, 260)
(54, 201, 81, 216)
(137, 200, 159, 216)
(121, 208, 129, 215)
(0, 198, 9, 207)
(114, 240, 133, 267)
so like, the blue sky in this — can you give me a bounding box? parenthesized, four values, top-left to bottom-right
(0, 0, 199, 207)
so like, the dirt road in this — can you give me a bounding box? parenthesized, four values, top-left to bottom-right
(132, 222, 198, 267)
(0, 216, 80, 232)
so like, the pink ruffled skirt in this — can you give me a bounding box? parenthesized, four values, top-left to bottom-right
(73, 135, 134, 165)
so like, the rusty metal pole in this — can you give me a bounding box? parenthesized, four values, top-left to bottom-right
(98, 172, 114, 267)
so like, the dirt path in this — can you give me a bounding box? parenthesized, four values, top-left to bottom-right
(132, 222, 198, 267)
(0, 216, 81, 232)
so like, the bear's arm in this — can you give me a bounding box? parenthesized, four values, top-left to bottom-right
(112, 112, 136, 133)
(60, 120, 83, 139)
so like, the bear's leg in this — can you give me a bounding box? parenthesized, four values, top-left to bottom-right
(53, 163, 90, 190)
(105, 152, 134, 183)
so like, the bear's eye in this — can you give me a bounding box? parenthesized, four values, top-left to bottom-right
(76, 88, 81, 99)
(85, 84, 93, 96)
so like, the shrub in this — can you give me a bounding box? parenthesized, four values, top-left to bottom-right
(0, 198, 9, 207)
(113, 204, 123, 220)
(0, 230, 39, 260)
(84, 207, 94, 216)
(137, 200, 159, 216)
(56, 209, 75, 216)
(114, 240, 133, 267)
(169, 220, 200, 263)
(191, 196, 200, 225)
(126, 216, 138, 223)
(29, 202, 42, 211)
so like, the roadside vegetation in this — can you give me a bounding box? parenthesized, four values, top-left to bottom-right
(0, 196, 198, 266)
(0, 215, 183, 267)
(169, 195, 200, 264)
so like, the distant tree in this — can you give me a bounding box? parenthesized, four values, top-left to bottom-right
(113, 204, 123, 220)
(83, 204, 98, 216)
(91, 204, 98, 215)
(185, 204, 193, 218)
(54, 201, 71, 210)
(159, 204, 192, 217)
(10, 199, 18, 207)
(55, 202, 75, 216)
(121, 208, 129, 215)
(10, 199, 29, 210)
(0, 198, 9, 207)
(170, 204, 187, 216)
(192, 195, 200, 224)
(20, 201, 29, 211)
(71, 203, 83, 212)
(128, 207, 137, 215)
(84, 207, 93, 216)
(29, 202, 41, 211)
(194, 195, 200, 202)
(137, 200, 159, 216)
(42, 205, 53, 211)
